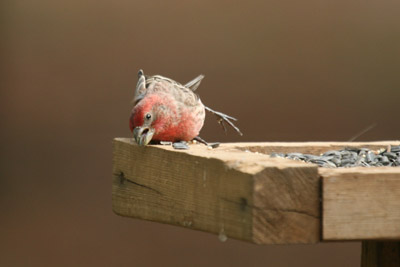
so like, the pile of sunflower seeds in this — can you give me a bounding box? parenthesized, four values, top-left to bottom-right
(271, 145, 400, 168)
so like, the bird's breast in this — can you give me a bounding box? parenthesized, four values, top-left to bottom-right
(153, 104, 205, 142)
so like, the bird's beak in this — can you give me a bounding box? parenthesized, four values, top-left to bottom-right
(133, 126, 155, 146)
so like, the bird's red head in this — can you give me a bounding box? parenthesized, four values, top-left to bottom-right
(129, 101, 148, 133)
(129, 94, 175, 145)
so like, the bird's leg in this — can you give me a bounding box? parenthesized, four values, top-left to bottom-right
(193, 136, 220, 149)
(204, 106, 243, 136)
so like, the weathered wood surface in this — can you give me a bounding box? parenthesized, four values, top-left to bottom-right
(112, 138, 321, 244)
(322, 167, 400, 241)
(112, 138, 400, 244)
(361, 241, 400, 267)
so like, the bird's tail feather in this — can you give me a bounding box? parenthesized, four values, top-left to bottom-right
(185, 75, 205, 91)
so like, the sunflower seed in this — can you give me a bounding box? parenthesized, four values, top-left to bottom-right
(172, 141, 189, 150)
(270, 145, 400, 168)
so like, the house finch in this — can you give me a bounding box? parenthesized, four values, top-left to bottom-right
(129, 70, 242, 146)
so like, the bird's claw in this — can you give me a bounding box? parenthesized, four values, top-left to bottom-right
(205, 106, 243, 136)
(193, 136, 220, 149)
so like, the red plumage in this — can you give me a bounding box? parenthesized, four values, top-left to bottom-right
(129, 70, 241, 146)
(130, 71, 205, 145)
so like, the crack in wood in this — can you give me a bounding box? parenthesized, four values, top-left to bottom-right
(220, 197, 319, 219)
(115, 171, 163, 195)
(220, 197, 249, 212)
(274, 209, 319, 219)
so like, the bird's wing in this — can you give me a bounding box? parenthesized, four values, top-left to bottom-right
(146, 74, 185, 89)
(142, 73, 201, 107)
(184, 75, 205, 91)
(133, 70, 183, 105)
(133, 69, 147, 104)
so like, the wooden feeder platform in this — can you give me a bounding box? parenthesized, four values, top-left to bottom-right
(112, 138, 400, 266)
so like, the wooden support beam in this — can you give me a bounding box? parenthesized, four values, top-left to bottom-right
(112, 138, 321, 244)
(361, 241, 400, 267)
(322, 168, 400, 241)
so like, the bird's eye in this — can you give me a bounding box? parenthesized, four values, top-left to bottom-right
(145, 113, 152, 120)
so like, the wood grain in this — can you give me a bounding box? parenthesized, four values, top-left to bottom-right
(322, 168, 400, 240)
(252, 166, 320, 244)
(112, 138, 321, 244)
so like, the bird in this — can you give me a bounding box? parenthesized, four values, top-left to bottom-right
(129, 70, 242, 147)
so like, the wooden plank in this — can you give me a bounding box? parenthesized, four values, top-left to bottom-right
(233, 141, 399, 155)
(322, 168, 400, 240)
(112, 138, 321, 244)
(112, 139, 400, 243)
(361, 241, 400, 267)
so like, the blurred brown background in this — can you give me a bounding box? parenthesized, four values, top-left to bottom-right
(1, 0, 399, 266)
